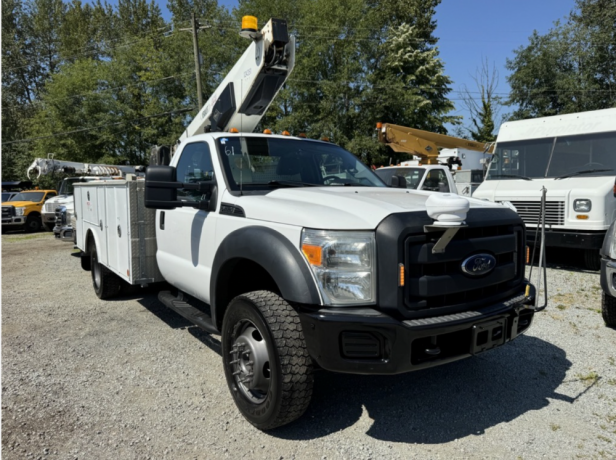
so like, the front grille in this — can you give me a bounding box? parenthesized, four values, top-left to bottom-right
(45, 202, 57, 212)
(509, 200, 565, 226)
(405, 224, 524, 311)
(2, 206, 14, 218)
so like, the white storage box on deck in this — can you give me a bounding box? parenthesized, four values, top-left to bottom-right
(74, 178, 164, 285)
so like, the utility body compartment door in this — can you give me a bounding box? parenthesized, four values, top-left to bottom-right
(104, 185, 130, 282)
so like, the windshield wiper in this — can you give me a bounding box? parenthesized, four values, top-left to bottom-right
(488, 174, 532, 181)
(555, 168, 614, 180)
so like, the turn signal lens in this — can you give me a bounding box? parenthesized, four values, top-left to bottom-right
(398, 263, 405, 287)
(301, 244, 322, 266)
(526, 246, 530, 264)
(576, 215, 589, 220)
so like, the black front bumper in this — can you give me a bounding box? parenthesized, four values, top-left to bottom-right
(298, 288, 535, 375)
(527, 229, 606, 250)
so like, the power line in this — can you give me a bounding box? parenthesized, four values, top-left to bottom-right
(1, 107, 194, 146)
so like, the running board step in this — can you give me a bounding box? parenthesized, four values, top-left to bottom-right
(158, 290, 219, 335)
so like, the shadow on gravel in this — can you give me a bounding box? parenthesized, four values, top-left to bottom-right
(135, 294, 223, 356)
(270, 335, 573, 444)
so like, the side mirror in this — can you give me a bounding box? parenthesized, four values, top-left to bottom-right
(145, 165, 178, 209)
(390, 175, 407, 188)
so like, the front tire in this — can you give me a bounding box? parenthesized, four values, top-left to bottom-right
(584, 249, 600, 270)
(602, 292, 616, 328)
(90, 243, 121, 299)
(25, 215, 41, 233)
(222, 291, 313, 430)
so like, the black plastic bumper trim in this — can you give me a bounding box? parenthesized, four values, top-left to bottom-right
(298, 288, 534, 375)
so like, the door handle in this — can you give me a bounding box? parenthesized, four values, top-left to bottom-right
(160, 211, 165, 230)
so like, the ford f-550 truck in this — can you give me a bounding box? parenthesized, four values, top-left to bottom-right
(73, 17, 541, 430)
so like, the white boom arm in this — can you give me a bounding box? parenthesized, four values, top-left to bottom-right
(178, 18, 295, 142)
(27, 158, 137, 179)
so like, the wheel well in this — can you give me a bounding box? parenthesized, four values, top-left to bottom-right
(85, 230, 95, 254)
(27, 211, 41, 218)
(214, 258, 279, 328)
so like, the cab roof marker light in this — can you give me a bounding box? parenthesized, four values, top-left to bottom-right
(263, 129, 272, 134)
(229, 128, 239, 133)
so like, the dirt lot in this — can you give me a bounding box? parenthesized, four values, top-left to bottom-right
(2, 233, 616, 459)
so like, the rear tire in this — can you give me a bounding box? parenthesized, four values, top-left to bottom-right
(584, 249, 600, 270)
(221, 291, 313, 430)
(602, 292, 616, 328)
(25, 215, 41, 233)
(90, 243, 121, 299)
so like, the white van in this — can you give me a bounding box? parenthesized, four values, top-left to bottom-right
(473, 108, 616, 270)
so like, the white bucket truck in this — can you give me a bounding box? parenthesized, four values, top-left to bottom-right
(473, 108, 616, 270)
(73, 17, 542, 430)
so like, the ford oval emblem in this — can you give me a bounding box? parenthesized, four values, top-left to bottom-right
(461, 254, 496, 276)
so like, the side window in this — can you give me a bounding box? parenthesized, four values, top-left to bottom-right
(422, 170, 450, 193)
(176, 142, 214, 201)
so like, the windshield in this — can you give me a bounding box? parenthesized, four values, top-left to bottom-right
(10, 192, 45, 202)
(487, 131, 616, 179)
(216, 137, 386, 191)
(59, 178, 85, 195)
(374, 167, 426, 189)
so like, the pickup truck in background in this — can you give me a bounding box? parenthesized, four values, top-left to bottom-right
(374, 163, 457, 193)
(2, 189, 58, 233)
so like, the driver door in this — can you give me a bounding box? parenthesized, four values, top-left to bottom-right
(156, 141, 217, 302)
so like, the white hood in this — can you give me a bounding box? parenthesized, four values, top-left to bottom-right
(474, 176, 613, 201)
(232, 187, 502, 229)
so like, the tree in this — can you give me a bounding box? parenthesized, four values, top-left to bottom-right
(506, 0, 616, 119)
(460, 59, 500, 143)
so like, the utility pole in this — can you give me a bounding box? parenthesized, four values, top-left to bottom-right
(191, 12, 203, 109)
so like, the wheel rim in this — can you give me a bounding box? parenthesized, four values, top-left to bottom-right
(92, 255, 101, 289)
(229, 320, 271, 404)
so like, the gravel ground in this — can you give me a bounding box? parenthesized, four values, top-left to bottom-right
(2, 233, 615, 459)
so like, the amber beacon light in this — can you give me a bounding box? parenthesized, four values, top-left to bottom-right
(240, 16, 259, 39)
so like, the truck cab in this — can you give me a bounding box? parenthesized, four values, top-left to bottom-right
(374, 163, 456, 193)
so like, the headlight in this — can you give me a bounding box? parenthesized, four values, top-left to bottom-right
(603, 221, 616, 259)
(301, 229, 376, 306)
(15, 207, 25, 216)
(573, 199, 592, 212)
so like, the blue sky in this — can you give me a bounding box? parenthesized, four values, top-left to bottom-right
(157, 0, 578, 133)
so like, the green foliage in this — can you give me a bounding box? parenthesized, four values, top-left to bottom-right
(2, 0, 458, 182)
(506, 0, 616, 119)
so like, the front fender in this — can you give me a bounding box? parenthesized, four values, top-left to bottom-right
(210, 226, 321, 326)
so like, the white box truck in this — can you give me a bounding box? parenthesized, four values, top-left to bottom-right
(473, 108, 616, 270)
